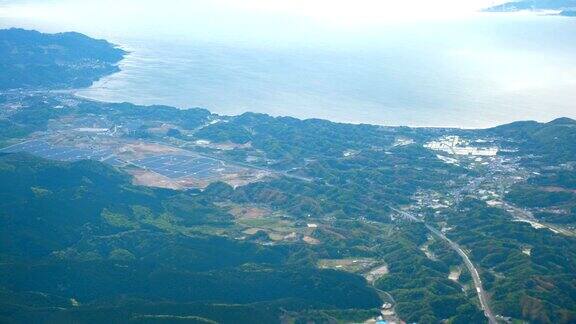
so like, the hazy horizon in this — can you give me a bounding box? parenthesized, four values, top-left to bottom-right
(2, 4, 576, 324)
(1, 0, 575, 127)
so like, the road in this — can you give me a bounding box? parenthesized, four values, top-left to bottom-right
(425, 225, 498, 324)
(142, 139, 316, 183)
(500, 201, 575, 237)
(390, 207, 498, 324)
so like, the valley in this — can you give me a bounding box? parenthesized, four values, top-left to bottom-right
(1, 28, 575, 324)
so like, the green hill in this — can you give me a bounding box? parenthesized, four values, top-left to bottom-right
(0, 28, 125, 90)
(486, 117, 576, 164)
(0, 153, 381, 323)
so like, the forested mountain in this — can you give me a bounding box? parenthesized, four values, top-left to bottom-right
(0, 28, 125, 90)
(0, 153, 381, 323)
(1, 28, 576, 323)
(485, 117, 576, 164)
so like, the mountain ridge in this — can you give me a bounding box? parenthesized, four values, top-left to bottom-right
(0, 28, 125, 90)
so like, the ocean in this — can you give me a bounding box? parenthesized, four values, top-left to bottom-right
(3, 10, 576, 128)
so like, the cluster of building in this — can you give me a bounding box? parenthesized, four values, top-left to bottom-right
(424, 135, 498, 156)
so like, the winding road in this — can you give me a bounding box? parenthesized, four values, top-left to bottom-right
(425, 224, 498, 324)
(390, 207, 498, 324)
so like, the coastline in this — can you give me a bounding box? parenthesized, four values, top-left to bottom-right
(5, 22, 574, 130)
(70, 16, 576, 129)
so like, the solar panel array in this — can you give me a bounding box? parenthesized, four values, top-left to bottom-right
(1, 141, 240, 180)
(131, 154, 226, 179)
(0, 140, 122, 165)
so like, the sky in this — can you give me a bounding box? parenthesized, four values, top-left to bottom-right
(2, 0, 575, 127)
(0, 0, 503, 21)
(0, 0, 505, 41)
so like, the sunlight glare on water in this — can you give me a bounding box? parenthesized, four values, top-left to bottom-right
(1, 0, 575, 127)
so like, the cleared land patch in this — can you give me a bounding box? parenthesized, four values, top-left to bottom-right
(318, 258, 380, 273)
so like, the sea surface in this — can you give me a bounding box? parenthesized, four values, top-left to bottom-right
(3, 12, 576, 128)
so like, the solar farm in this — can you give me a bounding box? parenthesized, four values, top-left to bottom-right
(0, 140, 123, 165)
(131, 154, 235, 180)
(0, 138, 269, 188)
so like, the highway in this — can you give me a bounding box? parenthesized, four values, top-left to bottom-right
(390, 207, 498, 324)
(500, 201, 576, 237)
(425, 224, 498, 324)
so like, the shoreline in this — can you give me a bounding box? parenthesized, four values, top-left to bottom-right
(71, 91, 573, 131)
(4, 21, 576, 130)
